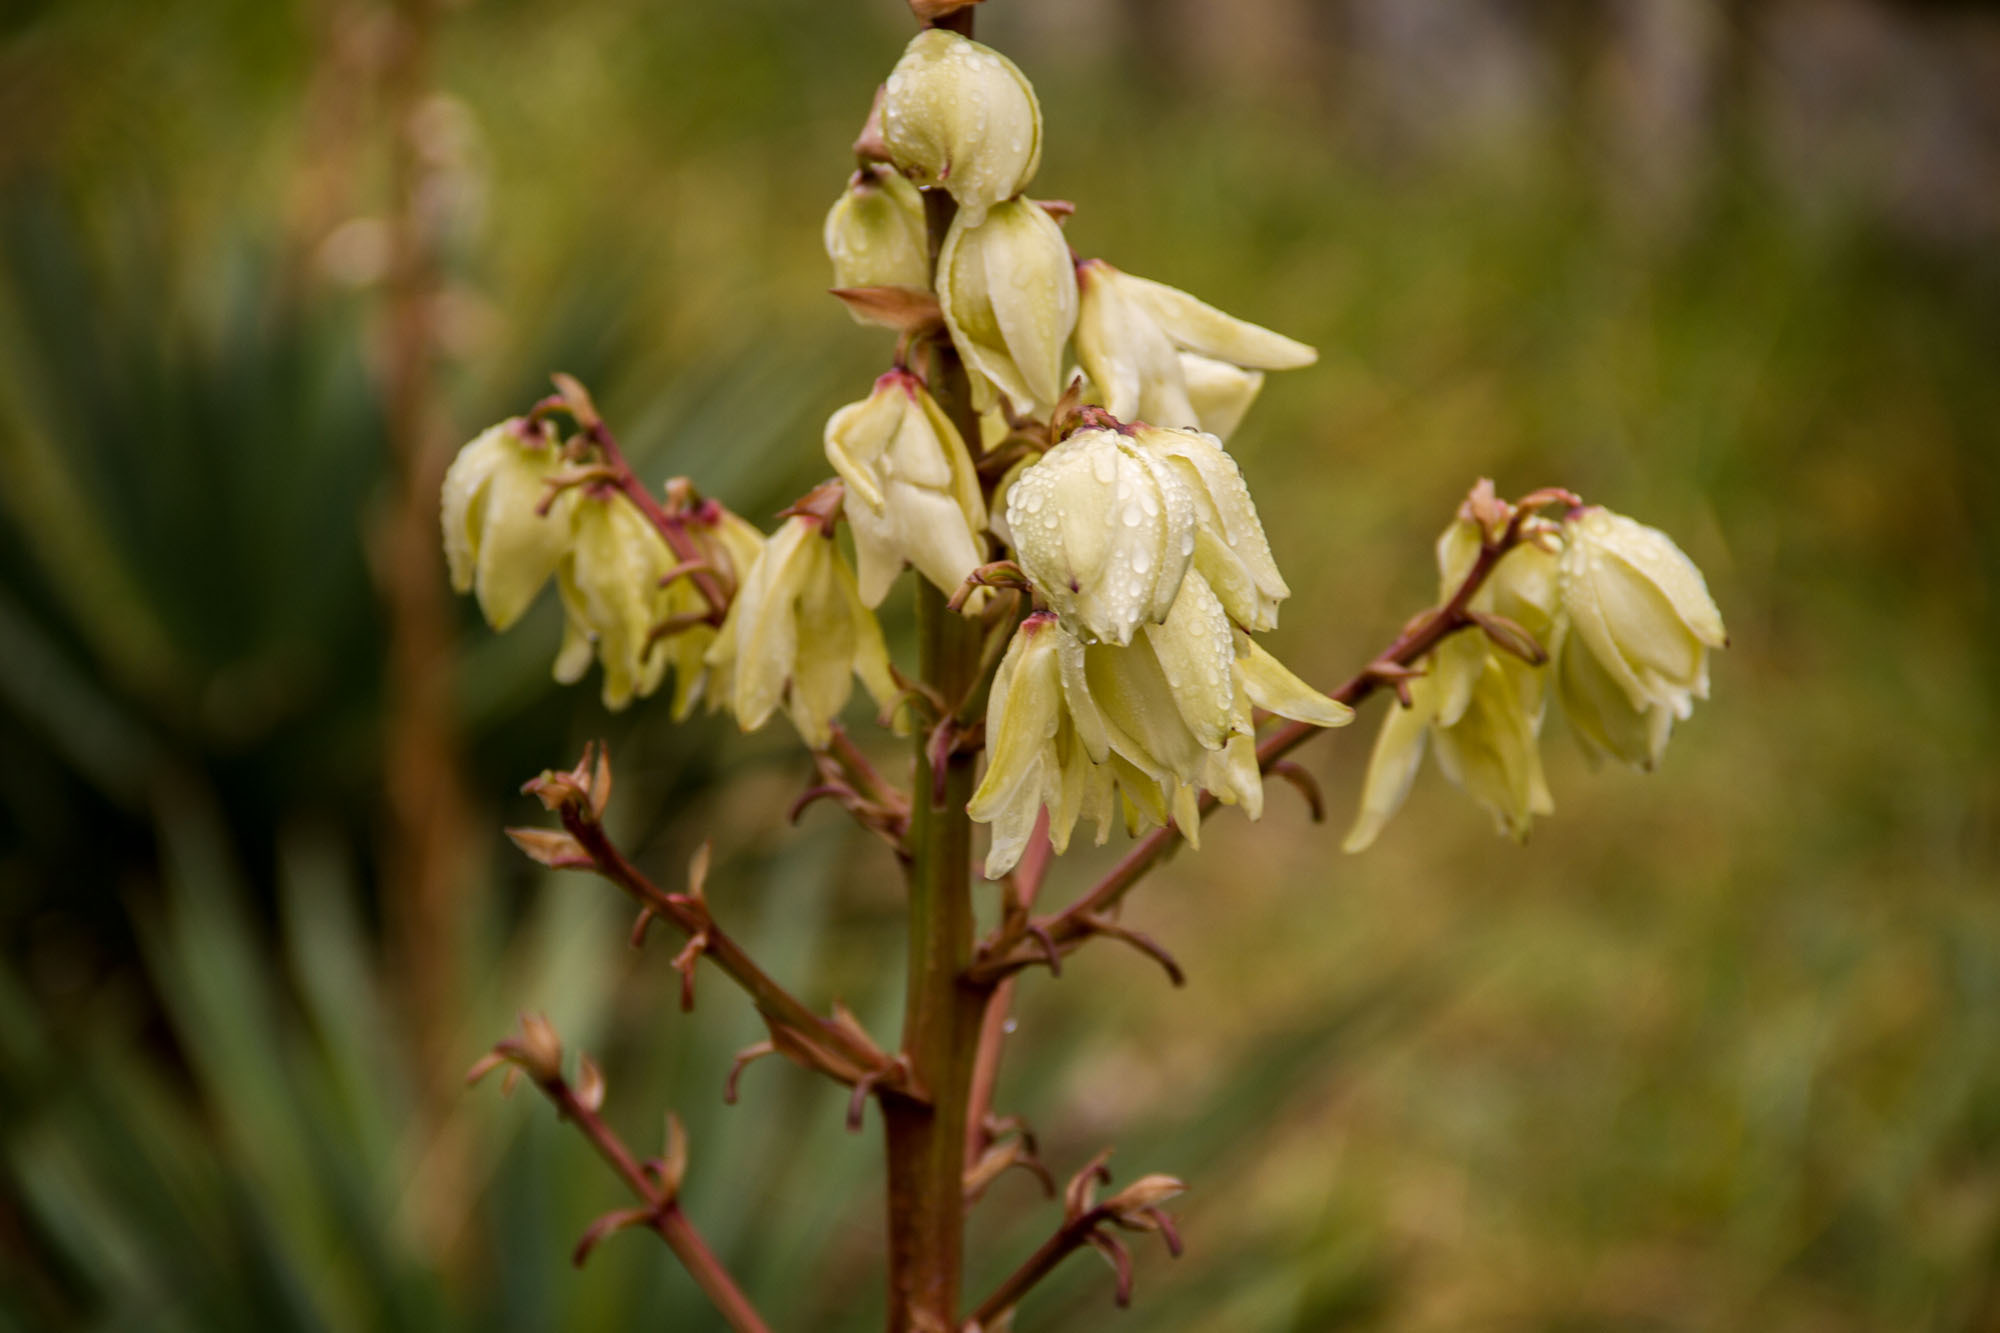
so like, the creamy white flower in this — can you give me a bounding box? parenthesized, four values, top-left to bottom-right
(1554, 506, 1726, 768)
(1074, 261, 1314, 439)
(823, 164, 931, 303)
(880, 28, 1042, 226)
(1344, 527, 1563, 851)
(1177, 354, 1264, 443)
(968, 571, 1349, 875)
(705, 515, 898, 748)
(556, 491, 677, 711)
(1135, 425, 1290, 633)
(440, 419, 575, 630)
(937, 198, 1078, 415)
(825, 370, 987, 607)
(1343, 653, 1553, 852)
(1005, 426, 1197, 646)
(966, 613, 1118, 878)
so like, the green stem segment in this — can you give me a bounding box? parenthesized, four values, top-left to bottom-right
(881, 182, 995, 1332)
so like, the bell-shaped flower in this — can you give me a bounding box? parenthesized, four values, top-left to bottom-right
(1344, 527, 1563, 851)
(705, 514, 899, 749)
(441, 419, 575, 631)
(1134, 425, 1291, 633)
(1005, 426, 1197, 646)
(1179, 354, 1264, 442)
(1554, 506, 1726, 767)
(554, 491, 678, 711)
(973, 576, 1350, 877)
(1343, 652, 1554, 852)
(824, 369, 988, 607)
(1074, 260, 1314, 437)
(966, 613, 1117, 878)
(937, 197, 1078, 415)
(880, 28, 1042, 226)
(823, 164, 931, 306)
(555, 502, 765, 720)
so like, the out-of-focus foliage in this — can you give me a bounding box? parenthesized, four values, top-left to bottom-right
(2, 1, 1996, 1330)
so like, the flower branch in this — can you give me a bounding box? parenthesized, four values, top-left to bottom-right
(468, 1017, 771, 1333)
(963, 1152, 1185, 1329)
(512, 745, 916, 1100)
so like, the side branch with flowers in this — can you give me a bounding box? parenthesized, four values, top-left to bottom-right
(441, 5, 1728, 1331)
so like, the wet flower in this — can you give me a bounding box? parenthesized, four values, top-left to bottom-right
(1133, 425, 1291, 633)
(1074, 260, 1314, 438)
(1004, 426, 1197, 646)
(972, 573, 1350, 877)
(705, 514, 898, 748)
(880, 28, 1042, 226)
(824, 370, 987, 608)
(966, 613, 1118, 879)
(823, 163, 931, 303)
(440, 419, 575, 631)
(1554, 506, 1726, 768)
(937, 197, 1078, 415)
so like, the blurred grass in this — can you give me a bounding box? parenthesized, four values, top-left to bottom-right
(2, 1, 1997, 1330)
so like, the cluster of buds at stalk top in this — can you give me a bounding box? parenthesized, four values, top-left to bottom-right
(1345, 492, 1726, 851)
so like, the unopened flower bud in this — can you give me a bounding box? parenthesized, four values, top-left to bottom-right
(1075, 260, 1313, 437)
(823, 164, 931, 305)
(824, 370, 987, 607)
(1102, 1173, 1187, 1219)
(1006, 427, 1196, 646)
(1133, 426, 1290, 632)
(880, 28, 1042, 226)
(938, 197, 1078, 415)
(440, 420, 574, 630)
(1554, 506, 1726, 768)
(705, 515, 898, 748)
(515, 1012, 564, 1084)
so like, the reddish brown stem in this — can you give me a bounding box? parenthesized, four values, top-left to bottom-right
(559, 406, 733, 624)
(539, 1077, 770, 1333)
(558, 809, 909, 1094)
(970, 509, 1541, 981)
(964, 809, 1052, 1173)
(966, 1196, 1157, 1328)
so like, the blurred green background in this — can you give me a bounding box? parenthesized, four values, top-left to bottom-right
(3, 0, 1997, 1328)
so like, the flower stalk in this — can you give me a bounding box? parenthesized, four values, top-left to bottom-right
(876, 182, 995, 1333)
(443, 2, 1727, 1324)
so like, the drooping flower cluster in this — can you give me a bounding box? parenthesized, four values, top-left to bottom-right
(443, 417, 763, 714)
(1344, 503, 1726, 850)
(969, 420, 1349, 877)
